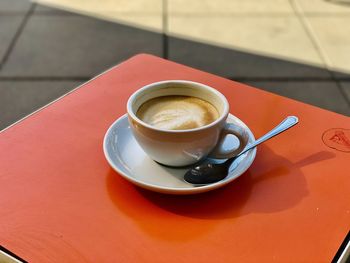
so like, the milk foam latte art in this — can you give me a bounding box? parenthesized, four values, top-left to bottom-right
(136, 95, 219, 130)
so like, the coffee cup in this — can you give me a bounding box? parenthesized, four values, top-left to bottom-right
(127, 80, 249, 167)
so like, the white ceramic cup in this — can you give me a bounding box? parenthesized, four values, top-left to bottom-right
(127, 80, 249, 167)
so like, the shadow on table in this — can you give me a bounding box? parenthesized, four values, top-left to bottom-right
(106, 145, 335, 241)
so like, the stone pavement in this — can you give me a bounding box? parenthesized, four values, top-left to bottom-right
(0, 0, 349, 130)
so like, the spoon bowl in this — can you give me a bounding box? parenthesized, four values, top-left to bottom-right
(184, 162, 230, 184)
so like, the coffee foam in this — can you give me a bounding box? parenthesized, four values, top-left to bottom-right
(136, 96, 219, 130)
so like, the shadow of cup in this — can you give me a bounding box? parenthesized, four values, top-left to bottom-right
(106, 145, 334, 241)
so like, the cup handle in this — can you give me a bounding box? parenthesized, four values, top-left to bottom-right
(209, 123, 249, 159)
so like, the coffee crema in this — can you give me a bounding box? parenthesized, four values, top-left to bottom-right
(136, 95, 219, 130)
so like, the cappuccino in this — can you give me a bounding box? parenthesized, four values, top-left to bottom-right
(136, 95, 219, 130)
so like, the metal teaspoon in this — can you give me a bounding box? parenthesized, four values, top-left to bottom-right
(184, 116, 299, 185)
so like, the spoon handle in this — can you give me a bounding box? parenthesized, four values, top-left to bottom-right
(240, 116, 299, 155)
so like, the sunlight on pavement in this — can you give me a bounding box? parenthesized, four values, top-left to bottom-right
(34, 0, 163, 31)
(33, 0, 350, 75)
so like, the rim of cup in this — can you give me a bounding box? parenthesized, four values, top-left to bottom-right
(126, 80, 229, 133)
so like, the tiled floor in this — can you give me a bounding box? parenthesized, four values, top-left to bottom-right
(168, 36, 331, 78)
(0, 0, 30, 12)
(0, 0, 349, 130)
(0, 80, 81, 128)
(0, 16, 24, 60)
(0, 15, 163, 77)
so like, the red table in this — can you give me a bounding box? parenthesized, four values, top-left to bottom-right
(0, 54, 349, 262)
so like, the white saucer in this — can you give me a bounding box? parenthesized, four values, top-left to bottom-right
(103, 114, 256, 195)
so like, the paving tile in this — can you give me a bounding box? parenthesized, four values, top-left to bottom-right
(169, 0, 294, 14)
(0, 0, 31, 12)
(35, 0, 162, 13)
(91, 13, 162, 32)
(168, 16, 326, 74)
(306, 17, 350, 78)
(0, 81, 81, 130)
(339, 81, 350, 103)
(0, 15, 163, 77)
(34, 3, 75, 15)
(294, 0, 350, 14)
(0, 16, 24, 64)
(243, 80, 350, 116)
(168, 36, 330, 78)
(33, 4, 162, 31)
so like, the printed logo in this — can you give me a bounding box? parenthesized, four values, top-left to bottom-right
(322, 128, 350, 152)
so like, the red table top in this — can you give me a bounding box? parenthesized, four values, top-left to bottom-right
(0, 54, 349, 262)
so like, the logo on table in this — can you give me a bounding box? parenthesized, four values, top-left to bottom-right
(322, 128, 350, 152)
